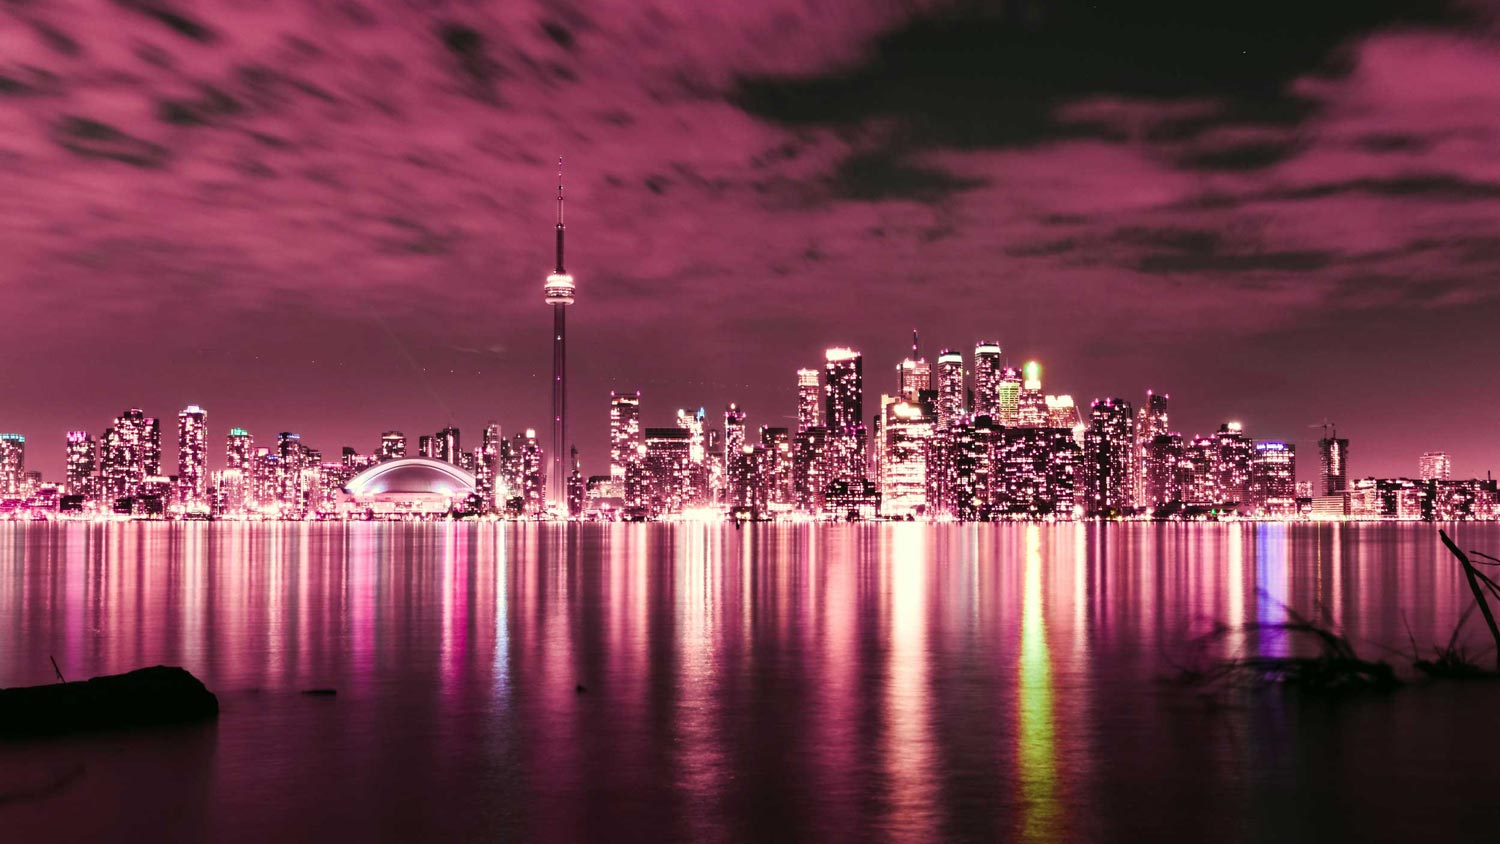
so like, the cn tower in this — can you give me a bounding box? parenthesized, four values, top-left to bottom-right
(543, 158, 575, 513)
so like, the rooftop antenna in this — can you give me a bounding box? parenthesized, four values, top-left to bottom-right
(911, 329, 919, 360)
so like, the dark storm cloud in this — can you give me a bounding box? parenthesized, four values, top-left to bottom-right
(112, 0, 216, 43)
(829, 150, 985, 202)
(51, 116, 169, 167)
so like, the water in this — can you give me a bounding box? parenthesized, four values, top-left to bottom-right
(2, 523, 1499, 842)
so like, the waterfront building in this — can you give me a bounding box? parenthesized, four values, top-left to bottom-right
(0, 434, 24, 497)
(972, 342, 1002, 421)
(1143, 433, 1184, 509)
(1420, 452, 1452, 482)
(796, 369, 822, 431)
(878, 399, 931, 518)
(644, 427, 693, 516)
(935, 350, 964, 429)
(379, 431, 406, 462)
(1081, 398, 1134, 516)
(610, 390, 642, 487)
(1319, 432, 1349, 495)
(64, 432, 94, 500)
(1134, 391, 1170, 508)
(1212, 422, 1255, 506)
(1249, 441, 1297, 516)
(760, 426, 793, 509)
(176, 405, 208, 510)
(998, 366, 1022, 427)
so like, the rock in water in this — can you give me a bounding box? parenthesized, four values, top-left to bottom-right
(0, 666, 218, 738)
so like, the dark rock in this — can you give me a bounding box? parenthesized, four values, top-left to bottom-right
(0, 666, 218, 738)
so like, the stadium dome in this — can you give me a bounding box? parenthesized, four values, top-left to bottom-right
(341, 458, 477, 515)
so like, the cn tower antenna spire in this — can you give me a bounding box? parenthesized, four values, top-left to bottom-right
(555, 156, 565, 274)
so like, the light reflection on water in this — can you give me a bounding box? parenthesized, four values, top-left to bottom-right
(2, 522, 1498, 843)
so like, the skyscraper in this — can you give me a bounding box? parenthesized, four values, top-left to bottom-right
(796, 369, 822, 431)
(1420, 452, 1451, 481)
(379, 431, 406, 462)
(879, 398, 932, 517)
(477, 423, 502, 510)
(1082, 398, 1134, 516)
(936, 350, 964, 429)
(972, 341, 1002, 421)
(724, 403, 747, 466)
(997, 367, 1022, 427)
(176, 405, 208, 509)
(101, 409, 155, 501)
(224, 427, 253, 514)
(1249, 441, 1297, 516)
(435, 426, 461, 465)
(543, 158, 576, 511)
(824, 348, 867, 484)
(610, 390, 642, 485)
(1213, 422, 1255, 505)
(1318, 430, 1349, 496)
(0, 434, 25, 497)
(897, 331, 930, 402)
(1134, 391, 1170, 508)
(64, 431, 94, 499)
(1018, 362, 1048, 427)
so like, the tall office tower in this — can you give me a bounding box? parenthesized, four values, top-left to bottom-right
(797, 369, 822, 431)
(64, 432, 95, 498)
(1018, 361, 1048, 427)
(644, 427, 693, 516)
(991, 427, 1079, 517)
(379, 431, 406, 462)
(1183, 436, 1217, 505)
(724, 403, 747, 474)
(610, 390, 642, 484)
(1143, 433, 1185, 508)
(475, 423, 501, 509)
(897, 331, 931, 401)
(567, 447, 585, 518)
(543, 158, 577, 511)
(972, 341, 1002, 421)
(879, 399, 932, 518)
(223, 428, 253, 513)
(998, 367, 1022, 427)
(935, 350, 964, 429)
(936, 421, 992, 520)
(1212, 422, 1255, 505)
(760, 426, 793, 508)
(706, 428, 726, 502)
(792, 426, 829, 512)
(1420, 452, 1452, 482)
(1249, 441, 1297, 516)
(727, 445, 766, 512)
(435, 426, 461, 465)
(1134, 391, 1170, 507)
(277, 432, 306, 514)
(1081, 398, 1135, 516)
(1045, 395, 1080, 429)
(824, 348, 868, 484)
(677, 408, 708, 503)
(101, 408, 152, 501)
(514, 429, 545, 516)
(176, 405, 208, 509)
(418, 436, 435, 459)
(0, 434, 24, 496)
(1318, 430, 1349, 495)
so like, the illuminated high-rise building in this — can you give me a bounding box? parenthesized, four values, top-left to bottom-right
(1318, 431, 1349, 496)
(64, 432, 95, 499)
(100, 409, 156, 501)
(435, 426, 461, 466)
(724, 403, 747, 467)
(223, 427, 253, 513)
(0, 434, 25, 497)
(997, 367, 1022, 427)
(379, 431, 406, 462)
(878, 398, 932, 517)
(760, 426, 793, 508)
(476, 423, 501, 510)
(543, 158, 576, 511)
(418, 435, 435, 459)
(676, 407, 708, 504)
(176, 405, 208, 509)
(1134, 391, 1170, 507)
(1081, 398, 1134, 516)
(991, 426, 1079, 517)
(824, 348, 868, 485)
(1045, 395, 1080, 430)
(1213, 422, 1254, 506)
(610, 391, 641, 485)
(796, 369, 822, 431)
(792, 426, 829, 512)
(1183, 436, 1217, 505)
(1018, 362, 1048, 427)
(1420, 452, 1451, 482)
(513, 429, 545, 516)
(935, 350, 965, 429)
(1249, 441, 1297, 516)
(1143, 433, 1184, 508)
(567, 446, 585, 518)
(972, 341, 1002, 421)
(644, 427, 693, 516)
(897, 331, 930, 402)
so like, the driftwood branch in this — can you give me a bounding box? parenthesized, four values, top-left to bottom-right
(1439, 530, 1500, 673)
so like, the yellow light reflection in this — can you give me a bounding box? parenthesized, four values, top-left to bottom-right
(1018, 525, 1058, 844)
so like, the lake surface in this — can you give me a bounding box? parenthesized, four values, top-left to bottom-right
(3, 523, 1499, 842)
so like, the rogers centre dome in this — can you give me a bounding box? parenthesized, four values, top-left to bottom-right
(341, 458, 476, 516)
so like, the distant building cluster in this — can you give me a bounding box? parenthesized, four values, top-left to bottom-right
(0, 340, 1493, 522)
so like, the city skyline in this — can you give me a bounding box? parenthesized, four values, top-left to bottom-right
(2, 2, 1499, 482)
